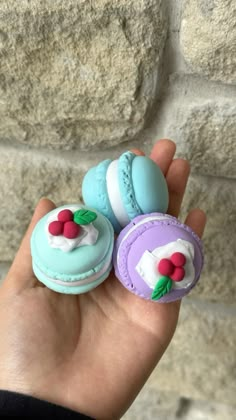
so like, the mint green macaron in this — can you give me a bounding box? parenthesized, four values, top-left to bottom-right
(82, 151, 169, 233)
(30, 204, 114, 294)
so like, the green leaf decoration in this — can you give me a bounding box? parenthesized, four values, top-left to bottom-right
(73, 209, 97, 225)
(151, 276, 172, 301)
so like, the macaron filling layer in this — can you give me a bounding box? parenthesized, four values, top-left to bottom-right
(95, 160, 122, 233)
(33, 257, 112, 287)
(106, 159, 130, 228)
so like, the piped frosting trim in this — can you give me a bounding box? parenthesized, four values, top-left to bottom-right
(118, 151, 143, 220)
(106, 159, 130, 228)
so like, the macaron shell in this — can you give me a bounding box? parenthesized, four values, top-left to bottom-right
(131, 156, 169, 214)
(113, 214, 203, 303)
(32, 260, 112, 295)
(82, 160, 121, 233)
(82, 152, 169, 234)
(82, 166, 97, 207)
(31, 205, 114, 293)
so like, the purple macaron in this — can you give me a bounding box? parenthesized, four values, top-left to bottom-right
(113, 213, 204, 303)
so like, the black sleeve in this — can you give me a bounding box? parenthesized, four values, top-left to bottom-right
(0, 390, 94, 418)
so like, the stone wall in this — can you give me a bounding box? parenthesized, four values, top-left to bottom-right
(0, 0, 236, 418)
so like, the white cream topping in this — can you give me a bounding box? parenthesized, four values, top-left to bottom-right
(135, 239, 195, 290)
(46, 206, 98, 252)
(106, 159, 130, 227)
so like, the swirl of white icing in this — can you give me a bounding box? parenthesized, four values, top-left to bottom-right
(135, 239, 195, 290)
(46, 206, 99, 252)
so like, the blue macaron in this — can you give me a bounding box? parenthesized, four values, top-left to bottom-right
(30, 205, 114, 294)
(82, 151, 169, 233)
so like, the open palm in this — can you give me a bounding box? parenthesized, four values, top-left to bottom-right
(0, 140, 206, 419)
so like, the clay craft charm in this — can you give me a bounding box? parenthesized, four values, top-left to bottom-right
(82, 151, 169, 233)
(113, 213, 204, 302)
(31, 205, 114, 294)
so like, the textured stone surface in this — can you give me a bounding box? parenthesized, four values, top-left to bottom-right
(123, 392, 236, 420)
(0, 0, 166, 150)
(123, 389, 180, 420)
(148, 299, 236, 405)
(180, 174, 236, 303)
(0, 263, 10, 284)
(167, 100, 236, 179)
(178, 399, 236, 420)
(180, 0, 236, 84)
(138, 73, 236, 179)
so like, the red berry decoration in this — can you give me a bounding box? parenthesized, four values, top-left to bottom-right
(158, 258, 174, 276)
(171, 267, 185, 282)
(48, 221, 64, 236)
(170, 252, 186, 267)
(63, 221, 80, 239)
(58, 209, 73, 223)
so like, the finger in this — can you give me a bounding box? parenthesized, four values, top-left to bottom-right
(130, 148, 145, 156)
(149, 139, 176, 175)
(184, 208, 207, 238)
(166, 159, 190, 217)
(5, 198, 56, 291)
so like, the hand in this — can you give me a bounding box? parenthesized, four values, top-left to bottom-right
(0, 140, 206, 419)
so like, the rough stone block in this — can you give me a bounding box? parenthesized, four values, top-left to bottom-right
(0, 0, 167, 150)
(177, 399, 236, 420)
(0, 263, 10, 284)
(123, 389, 180, 420)
(180, 174, 236, 303)
(148, 299, 236, 406)
(124, 392, 236, 420)
(166, 100, 236, 179)
(180, 0, 236, 84)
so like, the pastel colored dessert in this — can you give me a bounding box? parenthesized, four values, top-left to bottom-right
(82, 151, 169, 233)
(113, 213, 203, 303)
(31, 205, 114, 294)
